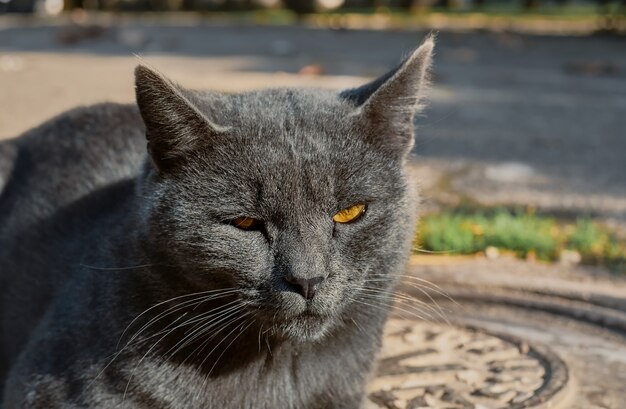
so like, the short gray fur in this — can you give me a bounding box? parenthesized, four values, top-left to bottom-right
(0, 37, 433, 409)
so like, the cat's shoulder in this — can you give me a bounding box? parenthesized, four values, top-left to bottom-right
(0, 102, 146, 234)
(2, 101, 145, 186)
(18, 102, 144, 148)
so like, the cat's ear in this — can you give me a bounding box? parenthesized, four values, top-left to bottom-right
(134, 65, 226, 173)
(341, 36, 434, 159)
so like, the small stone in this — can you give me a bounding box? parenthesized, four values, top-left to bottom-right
(298, 64, 325, 76)
(512, 391, 535, 403)
(0, 56, 24, 72)
(518, 342, 530, 354)
(484, 162, 535, 183)
(456, 369, 482, 386)
(559, 249, 582, 265)
(485, 246, 499, 259)
(423, 393, 437, 406)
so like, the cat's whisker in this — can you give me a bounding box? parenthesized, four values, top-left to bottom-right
(79, 263, 158, 271)
(122, 311, 197, 402)
(402, 283, 451, 323)
(363, 278, 451, 324)
(194, 315, 253, 404)
(351, 298, 427, 323)
(179, 303, 253, 364)
(399, 274, 459, 301)
(361, 282, 447, 320)
(92, 290, 240, 389)
(265, 332, 273, 357)
(360, 281, 445, 315)
(121, 291, 241, 352)
(349, 317, 367, 336)
(411, 246, 456, 255)
(397, 280, 463, 314)
(366, 299, 430, 323)
(118, 287, 238, 349)
(369, 271, 449, 295)
(358, 286, 443, 323)
(183, 309, 251, 375)
(162, 301, 249, 360)
(360, 279, 449, 324)
(357, 288, 438, 322)
(131, 298, 243, 352)
(184, 300, 244, 330)
(352, 294, 432, 323)
(396, 274, 460, 305)
(369, 272, 461, 308)
(206, 318, 254, 377)
(86, 309, 193, 392)
(121, 303, 248, 402)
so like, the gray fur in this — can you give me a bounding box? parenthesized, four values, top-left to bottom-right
(0, 37, 433, 409)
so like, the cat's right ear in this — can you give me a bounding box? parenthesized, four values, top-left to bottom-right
(135, 65, 226, 174)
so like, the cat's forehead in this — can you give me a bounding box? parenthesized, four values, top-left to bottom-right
(219, 88, 354, 132)
(193, 88, 367, 170)
(194, 89, 393, 187)
(197, 128, 394, 209)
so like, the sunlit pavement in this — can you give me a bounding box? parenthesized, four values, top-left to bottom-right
(364, 254, 626, 408)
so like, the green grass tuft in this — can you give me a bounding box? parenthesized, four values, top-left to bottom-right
(417, 209, 626, 273)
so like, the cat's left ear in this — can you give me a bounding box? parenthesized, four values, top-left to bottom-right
(341, 36, 434, 160)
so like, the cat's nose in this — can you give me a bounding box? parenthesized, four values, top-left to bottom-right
(284, 275, 325, 300)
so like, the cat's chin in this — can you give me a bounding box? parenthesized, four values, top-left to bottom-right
(276, 313, 334, 343)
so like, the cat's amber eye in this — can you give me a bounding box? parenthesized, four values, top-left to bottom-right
(231, 217, 261, 230)
(333, 203, 367, 224)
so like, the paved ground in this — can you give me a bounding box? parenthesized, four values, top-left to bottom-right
(363, 255, 626, 408)
(1, 15, 626, 229)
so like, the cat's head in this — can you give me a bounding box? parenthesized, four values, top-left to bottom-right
(134, 37, 433, 342)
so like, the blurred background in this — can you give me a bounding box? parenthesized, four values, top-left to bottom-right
(2, 2, 626, 407)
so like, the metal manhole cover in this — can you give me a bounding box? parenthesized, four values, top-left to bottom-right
(367, 319, 568, 409)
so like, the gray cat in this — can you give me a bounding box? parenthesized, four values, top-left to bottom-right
(0, 36, 433, 409)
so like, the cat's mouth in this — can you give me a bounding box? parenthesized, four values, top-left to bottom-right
(268, 300, 340, 342)
(245, 301, 333, 342)
(248, 289, 339, 341)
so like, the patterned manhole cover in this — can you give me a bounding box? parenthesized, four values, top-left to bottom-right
(366, 319, 568, 409)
